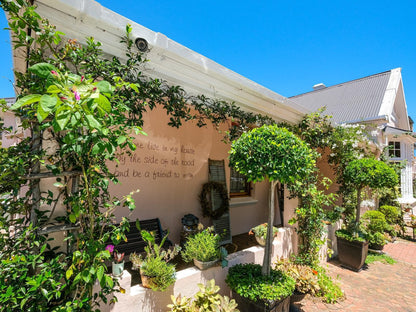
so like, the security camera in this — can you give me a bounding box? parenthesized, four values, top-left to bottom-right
(135, 38, 148, 52)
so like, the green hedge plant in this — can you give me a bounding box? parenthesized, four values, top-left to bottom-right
(226, 263, 295, 304)
(181, 227, 221, 263)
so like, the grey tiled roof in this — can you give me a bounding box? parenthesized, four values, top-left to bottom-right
(289, 71, 391, 123)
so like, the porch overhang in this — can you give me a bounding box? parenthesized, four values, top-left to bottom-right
(16, 0, 309, 125)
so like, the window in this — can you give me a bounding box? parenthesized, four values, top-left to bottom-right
(388, 141, 401, 158)
(230, 167, 251, 197)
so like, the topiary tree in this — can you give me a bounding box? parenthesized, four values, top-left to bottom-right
(343, 158, 398, 226)
(229, 125, 316, 276)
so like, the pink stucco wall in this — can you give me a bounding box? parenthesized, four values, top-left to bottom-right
(108, 107, 275, 244)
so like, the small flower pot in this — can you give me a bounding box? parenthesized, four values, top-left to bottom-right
(140, 272, 157, 289)
(255, 236, 266, 246)
(193, 258, 218, 270)
(112, 261, 124, 277)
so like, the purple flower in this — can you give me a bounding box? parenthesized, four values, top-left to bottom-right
(73, 91, 81, 101)
(105, 244, 114, 253)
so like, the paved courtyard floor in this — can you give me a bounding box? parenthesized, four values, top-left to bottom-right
(292, 239, 416, 312)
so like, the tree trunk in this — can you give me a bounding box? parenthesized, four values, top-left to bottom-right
(355, 187, 362, 225)
(262, 181, 277, 276)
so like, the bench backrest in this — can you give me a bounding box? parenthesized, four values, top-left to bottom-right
(115, 218, 172, 256)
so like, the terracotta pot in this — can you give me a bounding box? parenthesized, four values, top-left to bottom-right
(112, 261, 124, 277)
(140, 270, 157, 289)
(337, 236, 368, 271)
(193, 258, 218, 270)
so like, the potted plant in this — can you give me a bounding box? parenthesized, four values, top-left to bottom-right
(226, 263, 295, 312)
(130, 230, 181, 291)
(379, 205, 401, 239)
(229, 125, 316, 277)
(249, 223, 279, 246)
(361, 210, 390, 250)
(181, 227, 224, 270)
(167, 279, 239, 311)
(274, 258, 320, 304)
(106, 244, 125, 277)
(336, 158, 398, 271)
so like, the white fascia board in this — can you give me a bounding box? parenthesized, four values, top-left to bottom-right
(379, 68, 401, 119)
(34, 0, 307, 124)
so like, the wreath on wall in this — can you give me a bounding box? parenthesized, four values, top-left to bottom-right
(199, 181, 230, 219)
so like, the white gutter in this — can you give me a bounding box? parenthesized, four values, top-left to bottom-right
(341, 115, 389, 125)
(31, 0, 308, 124)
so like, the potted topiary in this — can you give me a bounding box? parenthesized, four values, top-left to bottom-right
(229, 125, 316, 311)
(249, 223, 279, 247)
(181, 227, 225, 270)
(130, 230, 181, 291)
(336, 158, 398, 271)
(226, 263, 295, 312)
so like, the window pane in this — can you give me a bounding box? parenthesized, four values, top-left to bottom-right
(230, 167, 250, 195)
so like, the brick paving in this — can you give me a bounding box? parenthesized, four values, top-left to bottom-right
(292, 239, 416, 312)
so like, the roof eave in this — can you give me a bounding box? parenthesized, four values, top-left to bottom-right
(30, 0, 307, 124)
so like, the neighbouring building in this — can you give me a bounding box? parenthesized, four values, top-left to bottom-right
(290, 69, 416, 208)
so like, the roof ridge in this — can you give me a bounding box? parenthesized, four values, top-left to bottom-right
(290, 69, 394, 98)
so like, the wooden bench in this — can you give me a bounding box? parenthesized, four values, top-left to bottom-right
(114, 218, 172, 256)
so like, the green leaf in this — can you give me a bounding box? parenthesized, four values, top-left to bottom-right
(97, 266, 105, 287)
(105, 275, 114, 288)
(66, 268, 73, 280)
(53, 182, 64, 188)
(47, 85, 61, 94)
(40, 288, 48, 298)
(96, 80, 112, 94)
(69, 214, 76, 223)
(37, 94, 57, 122)
(95, 94, 111, 113)
(11, 94, 41, 110)
(85, 114, 101, 130)
(117, 136, 127, 145)
(55, 109, 71, 131)
(28, 63, 57, 78)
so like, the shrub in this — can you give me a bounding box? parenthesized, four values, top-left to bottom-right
(379, 205, 400, 225)
(315, 266, 344, 303)
(225, 263, 295, 303)
(181, 227, 220, 262)
(362, 210, 389, 247)
(167, 279, 239, 312)
(362, 210, 389, 233)
(274, 258, 320, 295)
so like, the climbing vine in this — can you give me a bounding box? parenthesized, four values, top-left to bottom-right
(0, 0, 275, 310)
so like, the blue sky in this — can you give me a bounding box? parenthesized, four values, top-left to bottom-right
(1, 1, 415, 123)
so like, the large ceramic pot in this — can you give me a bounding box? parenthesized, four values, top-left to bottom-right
(290, 291, 308, 304)
(232, 291, 290, 312)
(193, 258, 218, 270)
(112, 261, 124, 277)
(337, 236, 368, 271)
